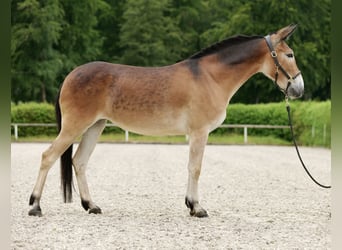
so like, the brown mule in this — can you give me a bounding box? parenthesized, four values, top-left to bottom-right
(29, 24, 304, 217)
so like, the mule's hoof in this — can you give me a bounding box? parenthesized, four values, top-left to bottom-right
(190, 209, 208, 218)
(185, 197, 208, 218)
(89, 206, 102, 214)
(28, 206, 42, 217)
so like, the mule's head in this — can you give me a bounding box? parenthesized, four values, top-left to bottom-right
(262, 24, 304, 99)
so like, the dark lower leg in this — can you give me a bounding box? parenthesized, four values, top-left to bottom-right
(81, 199, 102, 214)
(28, 194, 42, 216)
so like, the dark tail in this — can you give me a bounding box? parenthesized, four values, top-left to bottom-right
(55, 90, 73, 203)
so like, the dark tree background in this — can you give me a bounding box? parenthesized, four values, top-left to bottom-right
(11, 0, 331, 103)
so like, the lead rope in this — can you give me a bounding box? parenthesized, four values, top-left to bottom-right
(285, 97, 331, 188)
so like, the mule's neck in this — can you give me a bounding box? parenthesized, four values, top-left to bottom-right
(199, 37, 268, 102)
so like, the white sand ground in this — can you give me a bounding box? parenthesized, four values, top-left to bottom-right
(11, 143, 331, 249)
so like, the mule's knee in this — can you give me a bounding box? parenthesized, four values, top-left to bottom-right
(188, 167, 201, 180)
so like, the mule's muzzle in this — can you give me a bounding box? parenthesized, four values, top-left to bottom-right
(287, 74, 304, 99)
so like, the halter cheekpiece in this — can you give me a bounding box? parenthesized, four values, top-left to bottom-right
(264, 35, 301, 96)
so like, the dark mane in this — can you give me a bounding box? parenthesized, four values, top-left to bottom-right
(189, 35, 263, 59)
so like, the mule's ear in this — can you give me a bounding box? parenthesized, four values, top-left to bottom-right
(279, 24, 297, 40)
(273, 24, 297, 45)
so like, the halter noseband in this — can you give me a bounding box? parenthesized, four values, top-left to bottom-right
(264, 35, 301, 96)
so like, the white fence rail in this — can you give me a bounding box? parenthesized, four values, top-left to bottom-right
(11, 123, 290, 143)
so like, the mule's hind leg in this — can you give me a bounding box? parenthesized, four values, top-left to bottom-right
(29, 130, 79, 216)
(185, 130, 209, 217)
(72, 119, 106, 214)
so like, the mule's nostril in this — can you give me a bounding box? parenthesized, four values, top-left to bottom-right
(288, 86, 304, 99)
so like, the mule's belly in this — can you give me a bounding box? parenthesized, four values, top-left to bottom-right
(106, 110, 189, 136)
(106, 107, 227, 136)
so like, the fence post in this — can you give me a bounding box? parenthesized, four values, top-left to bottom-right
(323, 124, 326, 144)
(14, 124, 18, 140)
(311, 124, 315, 138)
(185, 134, 189, 142)
(244, 126, 248, 144)
(125, 130, 129, 142)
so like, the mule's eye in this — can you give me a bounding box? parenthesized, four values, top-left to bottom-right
(286, 53, 294, 58)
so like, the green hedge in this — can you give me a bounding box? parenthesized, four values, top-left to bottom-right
(11, 101, 331, 146)
(221, 101, 331, 147)
(291, 101, 331, 146)
(11, 102, 57, 136)
(219, 102, 291, 140)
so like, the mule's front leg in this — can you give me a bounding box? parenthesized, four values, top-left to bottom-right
(185, 131, 208, 218)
